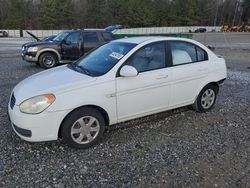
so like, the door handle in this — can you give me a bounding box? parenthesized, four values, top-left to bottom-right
(156, 75, 168, 79)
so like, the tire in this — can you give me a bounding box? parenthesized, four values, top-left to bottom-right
(192, 84, 218, 113)
(39, 52, 58, 69)
(61, 107, 106, 149)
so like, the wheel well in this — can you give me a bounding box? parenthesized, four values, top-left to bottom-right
(38, 51, 59, 62)
(209, 82, 219, 93)
(58, 105, 110, 138)
(195, 82, 220, 103)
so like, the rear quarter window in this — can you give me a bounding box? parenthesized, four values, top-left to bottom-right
(102, 32, 114, 42)
(196, 46, 208, 61)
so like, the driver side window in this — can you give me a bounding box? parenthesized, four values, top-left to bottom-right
(66, 32, 80, 45)
(125, 42, 166, 73)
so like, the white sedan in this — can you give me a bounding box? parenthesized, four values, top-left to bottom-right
(8, 37, 227, 148)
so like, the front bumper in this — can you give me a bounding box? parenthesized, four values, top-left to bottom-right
(8, 104, 68, 142)
(12, 123, 32, 137)
(22, 54, 37, 62)
(21, 49, 38, 62)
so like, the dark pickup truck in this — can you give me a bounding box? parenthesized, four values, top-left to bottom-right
(22, 29, 114, 68)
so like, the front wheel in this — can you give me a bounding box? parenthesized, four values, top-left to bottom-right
(39, 52, 58, 69)
(61, 107, 106, 149)
(192, 84, 218, 113)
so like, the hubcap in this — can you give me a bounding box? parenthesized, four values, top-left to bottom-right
(201, 89, 215, 109)
(71, 116, 100, 144)
(43, 56, 55, 67)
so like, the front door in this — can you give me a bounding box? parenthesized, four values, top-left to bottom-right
(116, 42, 172, 122)
(61, 31, 81, 60)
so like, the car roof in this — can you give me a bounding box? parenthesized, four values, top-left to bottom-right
(113, 36, 202, 46)
(84, 29, 107, 31)
(65, 29, 108, 33)
(114, 36, 187, 44)
(113, 36, 162, 44)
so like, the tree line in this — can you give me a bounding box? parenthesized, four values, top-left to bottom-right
(0, 0, 249, 30)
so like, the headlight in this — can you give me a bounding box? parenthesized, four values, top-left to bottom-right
(19, 94, 56, 114)
(27, 46, 38, 52)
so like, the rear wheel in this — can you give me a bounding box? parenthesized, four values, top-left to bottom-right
(192, 84, 218, 112)
(61, 107, 106, 149)
(39, 52, 58, 69)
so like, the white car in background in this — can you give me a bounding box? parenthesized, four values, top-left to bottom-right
(8, 37, 227, 148)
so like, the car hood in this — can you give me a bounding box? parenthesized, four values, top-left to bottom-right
(22, 40, 59, 48)
(26, 30, 40, 41)
(13, 65, 96, 105)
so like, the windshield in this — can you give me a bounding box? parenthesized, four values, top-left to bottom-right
(72, 42, 136, 77)
(53, 31, 70, 42)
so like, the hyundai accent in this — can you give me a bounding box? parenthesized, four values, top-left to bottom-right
(8, 37, 227, 148)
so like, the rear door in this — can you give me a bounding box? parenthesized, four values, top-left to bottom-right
(168, 41, 210, 106)
(61, 31, 81, 60)
(83, 31, 100, 53)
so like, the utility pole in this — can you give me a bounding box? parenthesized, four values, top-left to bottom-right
(214, 0, 219, 29)
(237, 1, 243, 25)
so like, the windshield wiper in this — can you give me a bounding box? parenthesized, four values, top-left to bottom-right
(77, 66, 91, 75)
(69, 63, 91, 76)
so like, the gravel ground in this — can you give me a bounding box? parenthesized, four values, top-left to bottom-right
(0, 35, 250, 187)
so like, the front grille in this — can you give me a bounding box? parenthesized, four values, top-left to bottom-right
(12, 124, 32, 137)
(10, 93, 16, 109)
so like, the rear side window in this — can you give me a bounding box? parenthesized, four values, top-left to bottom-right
(83, 32, 99, 43)
(102, 32, 114, 42)
(169, 41, 208, 66)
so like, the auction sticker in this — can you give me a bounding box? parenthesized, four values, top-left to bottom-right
(109, 52, 124, 60)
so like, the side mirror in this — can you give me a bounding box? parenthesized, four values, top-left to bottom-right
(61, 39, 66, 44)
(120, 65, 138, 77)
